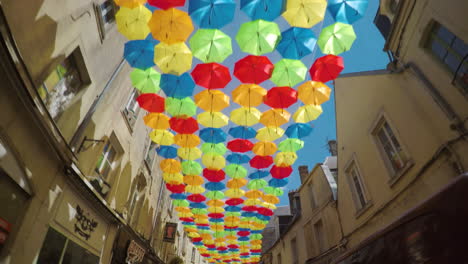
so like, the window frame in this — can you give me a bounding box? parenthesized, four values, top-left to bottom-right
(94, 0, 119, 41)
(277, 253, 282, 264)
(344, 156, 372, 216)
(308, 183, 317, 210)
(122, 89, 140, 133)
(290, 237, 298, 264)
(144, 140, 158, 172)
(314, 219, 326, 254)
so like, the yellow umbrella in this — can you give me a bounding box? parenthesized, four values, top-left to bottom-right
(274, 152, 298, 166)
(207, 200, 224, 207)
(230, 107, 261, 126)
(154, 42, 192, 75)
(178, 147, 202, 160)
(226, 178, 248, 189)
(214, 238, 226, 243)
(160, 159, 181, 173)
(197, 112, 229, 128)
(208, 207, 225, 213)
(174, 134, 200, 148)
(202, 153, 226, 170)
(246, 190, 264, 199)
(185, 185, 205, 194)
(232, 84, 267, 107)
(195, 90, 230, 112)
(225, 188, 245, 198)
(163, 173, 183, 184)
(201, 233, 212, 240)
(293, 104, 323, 123)
(194, 214, 209, 220)
(188, 232, 200, 238)
(184, 175, 204, 186)
(260, 109, 291, 127)
(298, 81, 332, 105)
(175, 207, 191, 213)
(252, 141, 277, 156)
(263, 194, 280, 204)
(148, 8, 193, 44)
(256, 127, 285, 141)
(262, 202, 277, 210)
(251, 240, 262, 245)
(244, 198, 262, 206)
(251, 245, 262, 250)
(116, 6, 152, 40)
(114, 0, 146, 8)
(150, 129, 174, 145)
(282, 0, 327, 28)
(225, 216, 240, 223)
(143, 113, 170, 130)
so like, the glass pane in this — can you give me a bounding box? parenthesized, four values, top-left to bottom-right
(451, 38, 468, 55)
(436, 25, 455, 44)
(444, 53, 461, 72)
(431, 40, 448, 61)
(62, 239, 99, 264)
(43, 69, 62, 93)
(351, 169, 366, 208)
(37, 228, 66, 264)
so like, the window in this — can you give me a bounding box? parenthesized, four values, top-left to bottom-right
(308, 184, 317, 209)
(291, 238, 298, 264)
(277, 253, 282, 264)
(426, 22, 468, 91)
(95, 0, 118, 39)
(314, 220, 326, 253)
(191, 248, 196, 263)
(145, 141, 158, 171)
(95, 141, 117, 180)
(37, 227, 99, 264)
(123, 89, 140, 130)
(346, 161, 368, 211)
(373, 119, 409, 175)
(91, 134, 122, 197)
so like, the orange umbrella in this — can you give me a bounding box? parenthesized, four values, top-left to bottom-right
(252, 141, 277, 156)
(232, 84, 267, 107)
(143, 113, 170, 129)
(260, 109, 291, 127)
(160, 159, 181, 173)
(245, 190, 263, 199)
(207, 200, 224, 207)
(226, 178, 248, 189)
(184, 175, 204, 185)
(298, 81, 332, 105)
(195, 90, 230, 112)
(148, 8, 193, 44)
(174, 134, 201, 148)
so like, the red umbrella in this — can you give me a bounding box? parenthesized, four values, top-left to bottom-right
(180, 217, 194, 222)
(270, 165, 293, 179)
(234, 55, 274, 84)
(203, 169, 226, 182)
(227, 139, 254, 153)
(225, 198, 244, 206)
(136, 93, 165, 113)
(192, 237, 203, 242)
(191, 63, 231, 89)
(251, 249, 262, 253)
(242, 205, 258, 212)
(249, 155, 273, 169)
(257, 207, 274, 216)
(208, 213, 224, 218)
(148, 0, 185, 9)
(166, 183, 185, 193)
(237, 231, 250, 237)
(169, 117, 199, 134)
(228, 244, 240, 249)
(187, 194, 206, 203)
(263, 87, 298, 108)
(309, 54, 344, 83)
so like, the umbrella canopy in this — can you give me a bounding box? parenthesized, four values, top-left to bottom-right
(124, 40, 155, 69)
(264, 186, 284, 196)
(136, 93, 165, 113)
(165, 97, 197, 117)
(195, 90, 230, 112)
(174, 134, 201, 148)
(190, 29, 232, 63)
(157, 145, 178, 158)
(227, 178, 248, 189)
(240, 0, 285, 21)
(278, 138, 304, 152)
(182, 161, 203, 175)
(247, 179, 268, 190)
(191, 63, 231, 89)
(160, 73, 195, 98)
(230, 107, 261, 126)
(150, 129, 174, 145)
(274, 152, 297, 166)
(309, 54, 344, 82)
(163, 172, 184, 184)
(248, 170, 269, 179)
(263, 87, 298, 109)
(225, 164, 248, 178)
(269, 178, 288, 187)
(236, 20, 281, 56)
(226, 154, 251, 164)
(115, 0, 146, 8)
(202, 143, 228, 155)
(256, 127, 284, 141)
(228, 126, 257, 139)
(178, 148, 203, 160)
(199, 128, 227, 143)
(260, 109, 291, 127)
(203, 168, 226, 182)
(148, 0, 185, 9)
(148, 8, 193, 44)
(250, 155, 273, 169)
(227, 139, 254, 153)
(231, 84, 267, 107)
(328, 0, 368, 24)
(189, 0, 236, 29)
(154, 42, 192, 75)
(234, 55, 274, 84)
(282, 0, 327, 28)
(144, 113, 170, 129)
(277, 27, 317, 60)
(198, 112, 229, 128)
(160, 159, 182, 173)
(170, 117, 199, 133)
(131, 68, 160, 93)
(293, 104, 323, 123)
(116, 6, 152, 40)
(298, 81, 331, 105)
(270, 59, 307, 87)
(252, 142, 277, 156)
(318, 22, 357, 55)
(270, 165, 293, 179)
(202, 153, 226, 170)
(285, 123, 313, 139)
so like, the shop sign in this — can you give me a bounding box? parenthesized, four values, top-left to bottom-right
(163, 223, 177, 243)
(74, 205, 98, 241)
(126, 240, 145, 264)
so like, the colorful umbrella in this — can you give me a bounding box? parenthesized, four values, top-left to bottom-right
(309, 54, 344, 82)
(227, 178, 248, 189)
(116, 6, 152, 40)
(256, 127, 284, 141)
(264, 186, 284, 196)
(170, 117, 199, 133)
(274, 152, 298, 166)
(150, 129, 174, 145)
(160, 73, 195, 98)
(189, 0, 236, 29)
(260, 109, 291, 127)
(195, 90, 230, 112)
(285, 123, 313, 139)
(124, 40, 155, 69)
(227, 139, 254, 153)
(250, 155, 273, 169)
(231, 84, 267, 107)
(328, 0, 368, 24)
(190, 29, 232, 63)
(234, 55, 274, 84)
(144, 113, 170, 129)
(225, 164, 248, 178)
(282, 0, 327, 28)
(178, 148, 203, 160)
(114, 0, 147, 8)
(157, 145, 178, 158)
(249, 170, 269, 179)
(191, 63, 231, 89)
(182, 161, 203, 175)
(293, 104, 323, 123)
(202, 143, 228, 155)
(263, 87, 298, 109)
(165, 97, 197, 117)
(148, 0, 185, 9)
(318, 22, 357, 55)
(202, 153, 226, 170)
(136, 93, 165, 113)
(154, 42, 192, 75)
(226, 153, 251, 164)
(148, 8, 193, 44)
(277, 27, 317, 60)
(298, 81, 331, 105)
(278, 138, 304, 152)
(203, 168, 226, 182)
(228, 126, 257, 139)
(240, 0, 285, 21)
(198, 112, 229, 128)
(236, 20, 281, 56)
(174, 134, 201, 148)
(130, 68, 160, 94)
(199, 128, 227, 143)
(230, 107, 261, 126)
(270, 59, 307, 87)
(247, 179, 268, 189)
(252, 142, 277, 156)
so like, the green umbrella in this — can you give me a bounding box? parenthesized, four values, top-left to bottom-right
(165, 97, 197, 117)
(181, 161, 203, 175)
(264, 186, 284, 196)
(189, 29, 232, 63)
(247, 179, 267, 190)
(225, 164, 248, 179)
(192, 208, 208, 215)
(225, 212, 241, 217)
(318, 22, 356, 55)
(270, 59, 307, 87)
(201, 143, 227, 155)
(130, 67, 161, 93)
(206, 190, 225, 199)
(173, 199, 190, 207)
(236, 19, 281, 55)
(278, 138, 305, 152)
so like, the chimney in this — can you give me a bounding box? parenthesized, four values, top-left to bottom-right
(327, 140, 338, 156)
(298, 166, 309, 183)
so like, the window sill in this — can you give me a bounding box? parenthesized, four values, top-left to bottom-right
(388, 159, 415, 188)
(354, 200, 373, 219)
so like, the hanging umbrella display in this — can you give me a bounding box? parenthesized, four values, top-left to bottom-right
(124, 40, 155, 69)
(328, 0, 368, 24)
(263, 87, 298, 109)
(234, 55, 274, 84)
(165, 97, 197, 117)
(230, 107, 261, 126)
(170, 117, 199, 134)
(174, 134, 201, 148)
(144, 113, 170, 129)
(226, 153, 251, 164)
(114, 0, 147, 8)
(240, 0, 285, 21)
(160, 73, 195, 99)
(256, 127, 285, 141)
(199, 128, 227, 143)
(270, 59, 307, 87)
(228, 126, 257, 139)
(202, 153, 226, 170)
(260, 109, 291, 127)
(236, 20, 281, 56)
(116, 6, 152, 40)
(282, 0, 327, 28)
(148, 8, 194, 44)
(309, 54, 344, 82)
(191, 63, 231, 89)
(150, 129, 174, 145)
(297, 81, 332, 105)
(318, 22, 357, 55)
(195, 90, 230, 112)
(198, 112, 229, 128)
(293, 104, 323, 123)
(274, 152, 298, 166)
(178, 148, 203, 160)
(190, 29, 232, 63)
(278, 138, 304, 152)
(130, 68, 161, 93)
(231, 84, 267, 107)
(157, 145, 178, 158)
(285, 123, 313, 139)
(202, 143, 228, 155)
(227, 139, 254, 153)
(136, 93, 165, 113)
(148, 0, 185, 9)
(277, 27, 317, 60)
(252, 142, 277, 156)
(154, 42, 193, 75)
(189, 0, 236, 29)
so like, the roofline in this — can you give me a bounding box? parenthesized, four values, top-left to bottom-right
(337, 69, 390, 78)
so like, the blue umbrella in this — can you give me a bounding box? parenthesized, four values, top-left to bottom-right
(285, 123, 314, 139)
(269, 178, 288, 187)
(328, 0, 369, 24)
(227, 154, 251, 164)
(145, 33, 159, 45)
(205, 181, 225, 191)
(277, 27, 317, 60)
(189, 0, 236, 29)
(191, 202, 208, 208)
(240, 0, 285, 21)
(170, 193, 186, 200)
(228, 126, 257, 139)
(248, 170, 269, 179)
(210, 218, 224, 222)
(199, 128, 227, 143)
(123, 40, 155, 69)
(157, 146, 177, 158)
(225, 206, 242, 212)
(160, 73, 195, 99)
